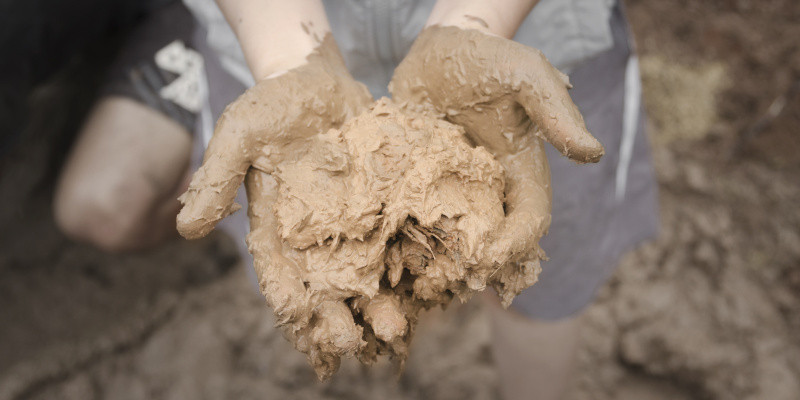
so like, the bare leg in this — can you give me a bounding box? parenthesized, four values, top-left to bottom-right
(54, 96, 191, 252)
(485, 294, 581, 400)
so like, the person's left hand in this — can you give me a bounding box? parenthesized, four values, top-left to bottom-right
(389, 26, 604, 296)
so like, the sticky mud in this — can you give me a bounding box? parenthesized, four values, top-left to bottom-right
(1, 1, 799, 399)
(247, 98, 542, 379)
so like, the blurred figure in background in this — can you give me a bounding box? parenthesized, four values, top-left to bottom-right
(51, 1, 197, 252)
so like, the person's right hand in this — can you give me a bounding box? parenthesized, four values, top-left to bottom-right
(177, 36, 371, 239)
(176, 35, 375, 377)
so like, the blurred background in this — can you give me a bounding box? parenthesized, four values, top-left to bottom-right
(1, 0, 799, 399)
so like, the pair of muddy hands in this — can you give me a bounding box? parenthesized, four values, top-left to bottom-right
(177, 26, 603, 379)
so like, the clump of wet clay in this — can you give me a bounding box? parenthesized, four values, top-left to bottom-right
(261, 98, 543, 379)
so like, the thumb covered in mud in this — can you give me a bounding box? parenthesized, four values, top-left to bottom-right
(514, 47, 604, 163)
(176, 105, 252, 239)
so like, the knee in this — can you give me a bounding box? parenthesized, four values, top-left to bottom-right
(54, 177, 154, 253)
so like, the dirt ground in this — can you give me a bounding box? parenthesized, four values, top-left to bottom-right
(1, 1, 799, 399)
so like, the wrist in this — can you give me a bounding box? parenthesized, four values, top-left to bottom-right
(425, 0, 539, 39)
(215, 0, 331, 80)
(247, 36, 319, 80)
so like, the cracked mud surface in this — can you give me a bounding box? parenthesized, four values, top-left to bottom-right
(1, 1, 799, 399)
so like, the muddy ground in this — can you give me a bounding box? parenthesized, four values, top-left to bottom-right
(1, 1, 798, 399)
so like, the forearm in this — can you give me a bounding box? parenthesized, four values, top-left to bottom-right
(215, 0, 330, 80)
(425, 0, 539, 39)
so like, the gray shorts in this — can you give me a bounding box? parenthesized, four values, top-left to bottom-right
(189, 3, 658, 320)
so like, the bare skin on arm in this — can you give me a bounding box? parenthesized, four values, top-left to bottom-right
(214, 0, 331, 80)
